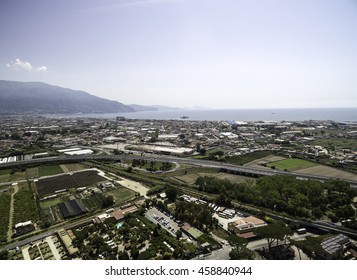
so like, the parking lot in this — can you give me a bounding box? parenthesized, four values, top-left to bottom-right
(145, 207, 190, 239)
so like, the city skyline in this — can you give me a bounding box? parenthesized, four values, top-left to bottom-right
(1, 0, 357, 109)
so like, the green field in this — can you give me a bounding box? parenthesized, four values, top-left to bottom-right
(0, 169, 28, 183)
(13, 186, 40, 224)
(0, 170, 11, 183)
(38, 165, 64, 177)
(83, 194, 105, 211)
(39, 197, 63, 209)
(106, 186, 136, 205)
(267, 158, 317, 171)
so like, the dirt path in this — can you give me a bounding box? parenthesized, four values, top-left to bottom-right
(7, 183, 19, 242)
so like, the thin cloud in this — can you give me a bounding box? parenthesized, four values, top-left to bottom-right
(83, 0, 182, 12)
(6, 58, 47, 72)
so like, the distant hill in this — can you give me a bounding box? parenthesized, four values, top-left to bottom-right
(129, 104, 158, 112)
(150, 105, 183, 111)
(0, 80, 134, 114)
(130, 104, 183, 112)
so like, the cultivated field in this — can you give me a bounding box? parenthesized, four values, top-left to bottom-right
(26, 167, 39, 179)
(0, 169, 11, 183)
(0, 193, 11, 243)
(297, 165, 357, 181)
(244, 155, 286, 166)
(60, 164, 85, 173)
(0, 170, 27, 183)
(13, 184, 39, 225)
(267, 158, 317, 171)
(36, 170, 106, 198)
(38, 165, 64, 177)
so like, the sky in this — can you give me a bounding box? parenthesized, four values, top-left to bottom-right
(0, 0, 356, 109)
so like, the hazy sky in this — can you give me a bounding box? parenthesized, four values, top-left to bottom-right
(1, 0, 356, 109)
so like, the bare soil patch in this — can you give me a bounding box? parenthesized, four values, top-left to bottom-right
(297, 165, 357, 181)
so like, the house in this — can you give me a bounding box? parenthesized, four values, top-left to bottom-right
(59, 199, 87, 219)
(228, 216, 267, 239)
(180, 223, 203, 241)
(14, 221, 35, 236)
(320, 234, 352, 260)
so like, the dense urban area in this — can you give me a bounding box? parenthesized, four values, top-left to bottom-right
(0, 115, 356, 260)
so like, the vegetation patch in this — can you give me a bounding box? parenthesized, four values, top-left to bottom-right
(226, 150, 274, 166)
(105, 186, 136, 205)
(313, 138, 356, 150)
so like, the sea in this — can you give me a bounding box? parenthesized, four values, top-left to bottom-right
(61, 107, 357, 122)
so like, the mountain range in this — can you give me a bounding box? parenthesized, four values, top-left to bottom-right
(0, 80, 181, 114)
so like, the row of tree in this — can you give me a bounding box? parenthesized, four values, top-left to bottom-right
(195, 175, 357, 222)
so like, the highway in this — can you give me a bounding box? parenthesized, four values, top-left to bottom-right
(1, 153, 356, 186)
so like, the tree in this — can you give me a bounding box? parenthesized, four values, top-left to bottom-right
(254, 221, 292, 254)
(176, 230, 182, 240)
(289, 236, 325, 260)
(0, 250, 9, 260)
(102, 195, 114, 208)
(229, 246, 255, 260)
(165, 186, 177, 202)
(227, 235, 247, 247)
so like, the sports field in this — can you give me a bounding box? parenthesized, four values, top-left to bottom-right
(267, 158, 317, 171)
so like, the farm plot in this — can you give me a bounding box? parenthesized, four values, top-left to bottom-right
(38, 165, 64, 177)
(72, 170, 106, 186)
(83, 194, 104, 211)
(297, 165, 357, 181)
(36, 175, 78, 198)
(26, 167, 39, 179)
(13, 184, 40, 225)
(35, 170, 106, 198)
(60, 164, 85, 173)
(245, 155, 286, 166)
(10, 171, 27, 181)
